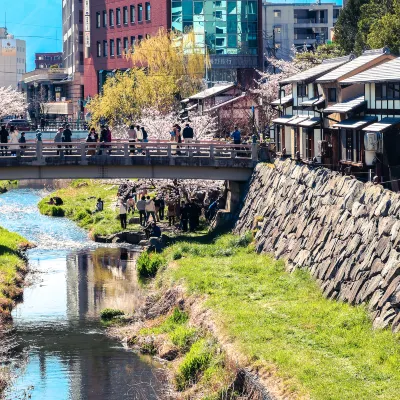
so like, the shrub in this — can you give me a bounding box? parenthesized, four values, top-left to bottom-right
(48, 206, 65, 217)
(100, 308, 125, 320)
(137, 252, 166, 279)
(169, 308, 189, 324)
(172, 250, 183, 260)
(175, 339, 212, 391)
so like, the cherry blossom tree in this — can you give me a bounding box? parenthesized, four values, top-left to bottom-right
(0, 86, 27, 120)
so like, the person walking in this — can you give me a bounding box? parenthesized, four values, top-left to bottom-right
(128, 124, 137, 154)
(230, 126, 241, 145)
(141, 127, 148, 143)
(40, 117, 46, 132)
(136, 196, 147, 226)
(127, 196, 136, 214)
(0, 125, 9, 156)
(9, 126, 19, 156)
(118, 199, 127, 229)
(63, 124, 73, 154)
(182, 123, 194, 143)
(154, 197, 161, 222)
(175, 124, 182, 155)
(167, 199, 176, 227)
(180, 201, 189, 232)
(18, 132, 26, 156)
(86, 128, 97, 156)
(145, 196, 156, 224)
(159, 195, 165, 220)
(54, 126, 63, 155)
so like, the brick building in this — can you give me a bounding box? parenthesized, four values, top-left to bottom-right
(84, 0, 170, 98)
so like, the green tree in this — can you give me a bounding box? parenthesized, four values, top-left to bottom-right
(334, 0, 370, 54)
(295, 43, 344, 65)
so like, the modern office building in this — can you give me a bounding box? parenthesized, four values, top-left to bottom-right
(171, 0, 263, 84)
(0, 27, 26, 89)
(263, 1, 341, 60)
(84, 0, 170, 98)
(35, 52, 63, 69)
(62, 0, 85, 118)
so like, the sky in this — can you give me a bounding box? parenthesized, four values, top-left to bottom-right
(0, 0, 62, 71)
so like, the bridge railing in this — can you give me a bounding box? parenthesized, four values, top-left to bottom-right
(0, 141, 259, 164)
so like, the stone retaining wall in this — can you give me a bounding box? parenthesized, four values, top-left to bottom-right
(235, 160, 400, 331)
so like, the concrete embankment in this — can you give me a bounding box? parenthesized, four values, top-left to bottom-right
(235, 159, 400, 331)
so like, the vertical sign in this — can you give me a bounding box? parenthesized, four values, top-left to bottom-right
(84, 0, 91, 48)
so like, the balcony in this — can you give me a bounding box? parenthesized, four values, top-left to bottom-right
(294, 18, 328, 25)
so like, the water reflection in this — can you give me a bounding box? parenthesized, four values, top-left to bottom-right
(0, 190, 165, 400)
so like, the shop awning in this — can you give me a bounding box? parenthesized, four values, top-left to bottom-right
(300, 96, 325, 107)
(323, 96, 366, 114)
(271, 95, 293, 106)
(272, 115, 294, 124)
(333, 116, 377, 130)
(298, 117, 322, 127)
(362, 117, 400, 133)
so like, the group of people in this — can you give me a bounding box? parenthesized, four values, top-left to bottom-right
(0, 125, 27, 156)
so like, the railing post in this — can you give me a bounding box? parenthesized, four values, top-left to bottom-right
(252, 143, 259, 161)
(80, 142, 88, 165)
(210, 144, 215, 160)
(123, 143, 129, 160)
(36, 140, 43, 164)
(167, 143, 172, 157)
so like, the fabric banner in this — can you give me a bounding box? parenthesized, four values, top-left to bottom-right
(2, 39, 16, 56)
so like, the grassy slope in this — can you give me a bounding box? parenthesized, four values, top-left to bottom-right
(0, 226, 30, 319)
(0, 181, 17, 193)
(158, 234, 400, 400)
(38, 180, 141, 238)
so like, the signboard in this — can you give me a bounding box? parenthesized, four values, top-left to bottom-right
(84, 0, 91, 48)
(1, 39, 16, 56)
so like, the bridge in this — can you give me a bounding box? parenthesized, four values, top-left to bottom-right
(0, 141, 259, 181)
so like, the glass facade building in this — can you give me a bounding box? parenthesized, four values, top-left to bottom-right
(171, 0, 259, 56)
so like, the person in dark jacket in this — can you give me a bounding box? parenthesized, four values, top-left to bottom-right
(18, 132, 26, 155)
(63, 124, 73, 154)
(180, 202, 189, 232)
(0, 125, 9, 156)
(98, 126, 108, 155)
(182, 123, 194, 143)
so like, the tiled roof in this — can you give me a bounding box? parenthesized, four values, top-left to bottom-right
(323, 96, 366, 114)
(300, 96, 325, 107)
(362, 117, 400, 132)
(333, 116, 378, 129)
(341, 57, 400, 84)
(280, 56, 352, 85)
(189, 84, 235, 100)
(271, 95, 293, 106)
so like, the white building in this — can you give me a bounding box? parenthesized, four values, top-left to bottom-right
(0, 28, 26, 89)
(263, 1, 341, 60)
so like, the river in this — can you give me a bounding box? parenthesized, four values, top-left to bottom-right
(0, 189, 165, 400)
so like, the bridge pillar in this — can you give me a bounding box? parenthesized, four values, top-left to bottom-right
(225, 180, 245, 213)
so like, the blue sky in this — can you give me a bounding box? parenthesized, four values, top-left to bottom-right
(0, 0, 62, 71)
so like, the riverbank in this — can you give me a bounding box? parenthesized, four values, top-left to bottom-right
(109, 233, 400, 400)
(38, 179, 142, 239)
(0, 226, 31, 394)
(0, 181, 17, 194)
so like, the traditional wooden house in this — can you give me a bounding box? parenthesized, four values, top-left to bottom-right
(339, 57, 400, 189)
(272, 56, 352, 159)
(316, 48, 394, 169)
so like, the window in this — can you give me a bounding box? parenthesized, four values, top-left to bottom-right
(305, 129, 314, 159)
(103, 10, 107, 27)
(328, 88, 337, 103)
(130, 5, 135, 23)
(376, 83, 400, 100)
(297, 84, 307, 97)
(131, 36, 136, 49)
(123, 6, 128, 24)
(79, 51, 84, 65)
(103, 40, 108, 57)
(124, 37, 129, 52)
(79, 31, 84, 45)
(96, 12, 101, 28)
(97, 41, 101, 57)
(109, 9, 114, 27)
(110, 39, 115, 56)
(116, 8, 121, 25)
(117, 38, 122, 56)
(274, 10, 281, 18)
(138, 4, 143, 22)
(79, 10, 83, 23)
(345, 129, 353, 161)
(138, 35, 143, 43)
(145, 2, 151, 20)
(275, 26, 281, 34)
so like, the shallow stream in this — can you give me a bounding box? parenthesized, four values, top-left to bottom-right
(0, 189, 164, 400)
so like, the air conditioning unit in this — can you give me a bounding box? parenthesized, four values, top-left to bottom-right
(364, 132, 382, 166)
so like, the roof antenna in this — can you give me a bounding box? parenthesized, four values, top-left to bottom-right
(4, 12, 7, 35)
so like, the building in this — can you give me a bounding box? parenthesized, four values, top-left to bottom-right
(84, 0, 170, 98)
(84, 0, 263, 98)
(35, 52, 63, 69)
(263, 1, 341, 60)
(63, 0, 85, 119)
(171, 0, 263, 85)
(0, 27, 26, 89)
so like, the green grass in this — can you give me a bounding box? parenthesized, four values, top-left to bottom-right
(137, 252, 166, 280)
(159, 234, 400, 400)
(0, 180, 17, 193)
(38, 179, 141, 238)
(0, 226, 30, 319)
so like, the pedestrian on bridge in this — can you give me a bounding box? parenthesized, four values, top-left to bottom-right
(0, 125, 9, 156)
(230, 126, 241, 145)
(183, 123, 194, 144)
(63, 124, 73, 155)
(128, 124, 137, 153)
